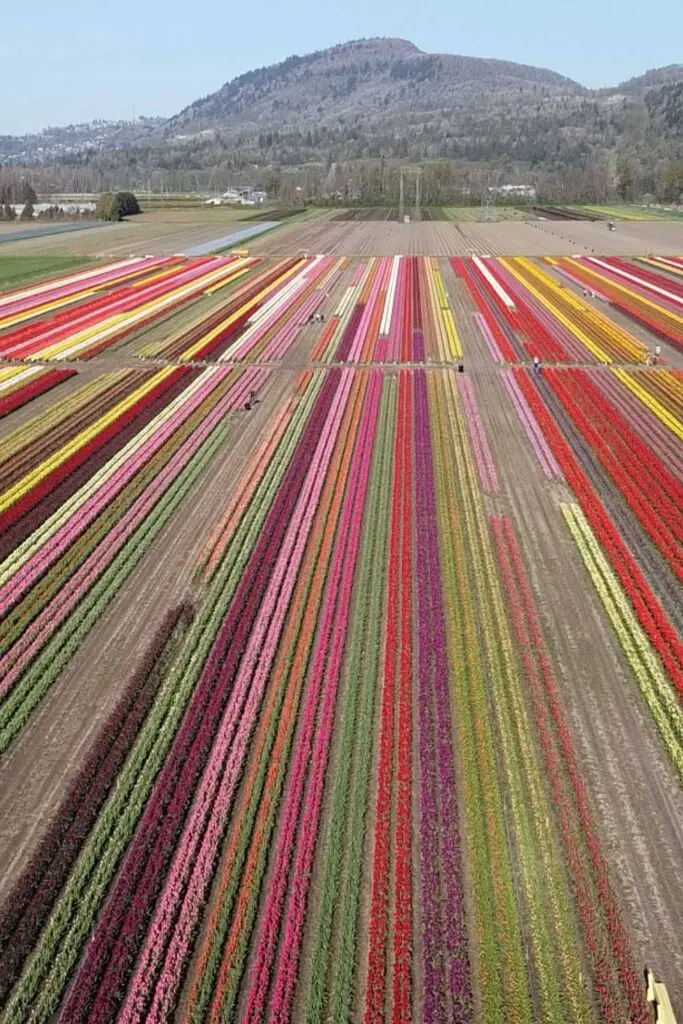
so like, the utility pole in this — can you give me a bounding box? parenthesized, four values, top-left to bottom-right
(414, 168, 422, 222)
(399, 169, 405, 222)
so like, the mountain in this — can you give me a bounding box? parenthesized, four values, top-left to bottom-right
(618, 65, 683, 91)
(166, 38, 584, 138)
(1, 39, 681, 193)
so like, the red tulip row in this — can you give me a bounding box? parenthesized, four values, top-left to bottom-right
(256, 374, 382, 1024)
(451, 257, 519, 362)
(0, 369, 76, 418)
(147, 257, 304, 361)
(0, 367, 192, 537)
(514, 368, 683, 697)
(545, 368, 683, 582)
(364, 372, 413, 1024)
(491, 515, 650, 1024)
(0, 257, 228, 361)
(559, 259, 683, 351)
(0, 371, 195, 561)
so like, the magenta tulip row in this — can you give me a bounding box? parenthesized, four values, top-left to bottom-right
(414, 371, 471, 1022)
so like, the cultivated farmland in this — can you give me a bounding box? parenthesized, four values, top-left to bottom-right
(0, 220, 681, 1024)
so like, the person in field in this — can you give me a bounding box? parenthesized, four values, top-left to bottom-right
(533, 355, 542, 376)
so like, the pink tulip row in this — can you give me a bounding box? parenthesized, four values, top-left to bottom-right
(386, 258, 408, 361)
(0, 367, 242, 622)
(0, 258, 168, 321)
(117, 369, 356, 1024)
(244, 371, 382, 1024)
(58, 373, 343, 1024)
(0, 369, 266, 696)
(474, 311, 504, 363)
(457, 376, 499, 492)
(491, 261, 589, 363)
(552, 265, 611, 304)
(351, 261, 367, 285)
(230, 258, 335, 361)
(346, 259, 393, 362)
(2, 258, 231, 360)
(267, 372, 382, 1024)
(502, 370, 563, 479)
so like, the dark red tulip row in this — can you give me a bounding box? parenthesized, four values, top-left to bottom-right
(336, 303, 366, 361)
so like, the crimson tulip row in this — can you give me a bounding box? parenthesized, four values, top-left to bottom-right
(0, 369, 76, 418)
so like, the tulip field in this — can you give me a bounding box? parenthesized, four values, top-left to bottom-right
(0, 240, 681, 1023)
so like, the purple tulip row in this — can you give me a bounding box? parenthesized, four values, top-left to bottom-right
(414, 371, 472, 1024)
(336, 303, 366, 361)
(57, 371, 343, 1024)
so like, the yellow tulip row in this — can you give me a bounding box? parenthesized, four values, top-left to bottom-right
(504, 257, 647, 363)
(431, 370, 591, 1022)
(0, 368, 225, 589)
(562, 502, 683, 783)
(425, 257, 462, 360)
(612, 369, 683, 441)
(31, 261, 246, 362)
(0, 368, 177, 519)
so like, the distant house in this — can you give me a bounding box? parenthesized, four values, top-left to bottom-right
(202, 186, 267, 207)
(489, 184, 536, 199)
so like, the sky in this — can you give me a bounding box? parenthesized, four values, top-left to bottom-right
(2, 0, 682, 135)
